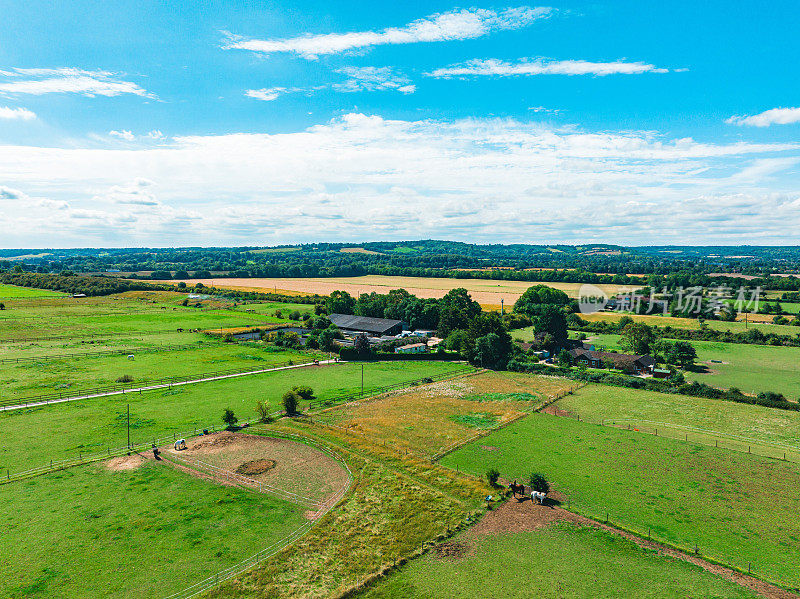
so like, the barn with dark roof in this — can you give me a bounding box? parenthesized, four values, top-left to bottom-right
(328, 313, 403, 336)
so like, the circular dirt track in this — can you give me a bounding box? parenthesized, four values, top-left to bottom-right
(164, 431, 349, 508)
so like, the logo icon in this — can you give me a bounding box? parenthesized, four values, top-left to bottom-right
(578, 284, 608, 315)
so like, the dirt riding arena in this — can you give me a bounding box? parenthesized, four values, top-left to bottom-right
(161, 431, 350, 508)
(435, 494, 799, 599)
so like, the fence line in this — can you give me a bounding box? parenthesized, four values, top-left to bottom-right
(0, 358, 323, 410)
(556, 496, 796, 591)
(0, 343, 205, 365)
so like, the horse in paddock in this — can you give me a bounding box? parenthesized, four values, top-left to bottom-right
(508, 480, 526, 500)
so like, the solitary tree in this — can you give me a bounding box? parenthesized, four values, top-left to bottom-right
(529, 473, 550, 494)
(619, 322, 654, 355)
(222, 408, 238, 429)
(282, 390, 300, 415)
(255, 401, 271, 423)
(486, 467, 500, 487)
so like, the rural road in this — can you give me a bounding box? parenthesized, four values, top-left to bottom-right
(0, 359, 342, 413)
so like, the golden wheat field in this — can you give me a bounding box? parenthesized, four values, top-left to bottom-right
(161, 275, 640, 308)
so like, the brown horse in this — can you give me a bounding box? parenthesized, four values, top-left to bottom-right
(508, 480, 525, 499)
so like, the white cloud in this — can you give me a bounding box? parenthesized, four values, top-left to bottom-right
(0, 67, 152, 98)
(0, 106, 36, 120)
(428, 57, 670, 78)
(146, 130, 164, 139)
(109, 129, 135, 141)
(223, 6, 553, 59)
(1, 113, 799, 246)
(245, 87, 288, 101)
(726, 107, 800, 127)
(333, 66, 413, 93)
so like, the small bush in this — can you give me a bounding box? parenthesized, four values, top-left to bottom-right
(529, 473, 550, 494)
(486, 467, 500, 487)
(255, 401, 272, 423)
(222, 408, 238, 429)
(116, 375, 134, 383)
(282, 390, 300, 415)
(291, 385, 314, 400)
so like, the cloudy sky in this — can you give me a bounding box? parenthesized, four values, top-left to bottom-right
(1, 0, 799, 248)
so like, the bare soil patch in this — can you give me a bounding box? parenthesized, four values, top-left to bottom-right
(164, 431, 349, 505)
(542, 404, 577, 418)
(105, 454, 146, 472)
(236, 458, 277, 476)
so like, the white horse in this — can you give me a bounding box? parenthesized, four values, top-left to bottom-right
(531, 491, 547, 505)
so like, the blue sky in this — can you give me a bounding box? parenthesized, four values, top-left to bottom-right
(1, 0, 799, 247)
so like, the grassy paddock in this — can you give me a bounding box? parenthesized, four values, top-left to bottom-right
(0, 361, 467, 472)
(0, 460, 305, 599)
(0, 341, 320, 401)
(443, 413, 800, 589)
(359, 523, 758, 599)
(317, 371, 577, 456)
(555, 384, 800, 462)
(0, 283, 65, 298)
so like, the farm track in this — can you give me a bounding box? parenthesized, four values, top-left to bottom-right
(0, 359, 341, 412)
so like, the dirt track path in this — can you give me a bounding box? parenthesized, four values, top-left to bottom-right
(464, 496, 798, 599)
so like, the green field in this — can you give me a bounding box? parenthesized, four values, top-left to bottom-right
(0, 460, 305, 599)
(360, 523, 757, 599)
(0, 283, 65, 298)
(686, 340, 800, 398)
(0, 361, 468, 472)
(556, 384, 800, 461)
(577, 333, 800, 398)
(443, 413, 800, 589)
(1, 341, 320, 401)
(0, 291, 309, 341)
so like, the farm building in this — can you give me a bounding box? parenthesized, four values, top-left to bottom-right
(395, 343, 427, 354)
(568, 348, 656, 375)
(329, 313, 403, 336)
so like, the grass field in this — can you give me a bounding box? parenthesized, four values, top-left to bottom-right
(443, 413, 800, 588)
(0, 283, 65, 298)
(685, 340, 800, 398)
(0, 361, 468, 472)
(0, 291, 307, 341)
(0, 459, 306, 599)
(577, 311, 800, 336)
(555, 384, 800, 461)
(317, 371, 578, 456)
(360, 523, 757, 599)
(1, 341, 320, 401)
(162, 275, 639, 308)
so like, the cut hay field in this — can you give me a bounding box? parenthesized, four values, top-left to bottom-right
(360, 522, 758, 599)
(317, 371, 578, 456)
(0, 361, 468, 472)
(160, 275, 639, 308)
(577, 311, 800, 336)
(443, 413, 800, 589)
(0, 282, 65, 298)
(0, 458, 306, 599)
(0, 341, 320, 401)
(554, 384, 800, 461)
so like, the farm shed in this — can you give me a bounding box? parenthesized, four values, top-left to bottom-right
(329, 313, 403, 336)
(568, 348, 656, 375)
(395, 343, 427, 354)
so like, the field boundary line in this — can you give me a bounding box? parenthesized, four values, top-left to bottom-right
(0, 359, 338, 411)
